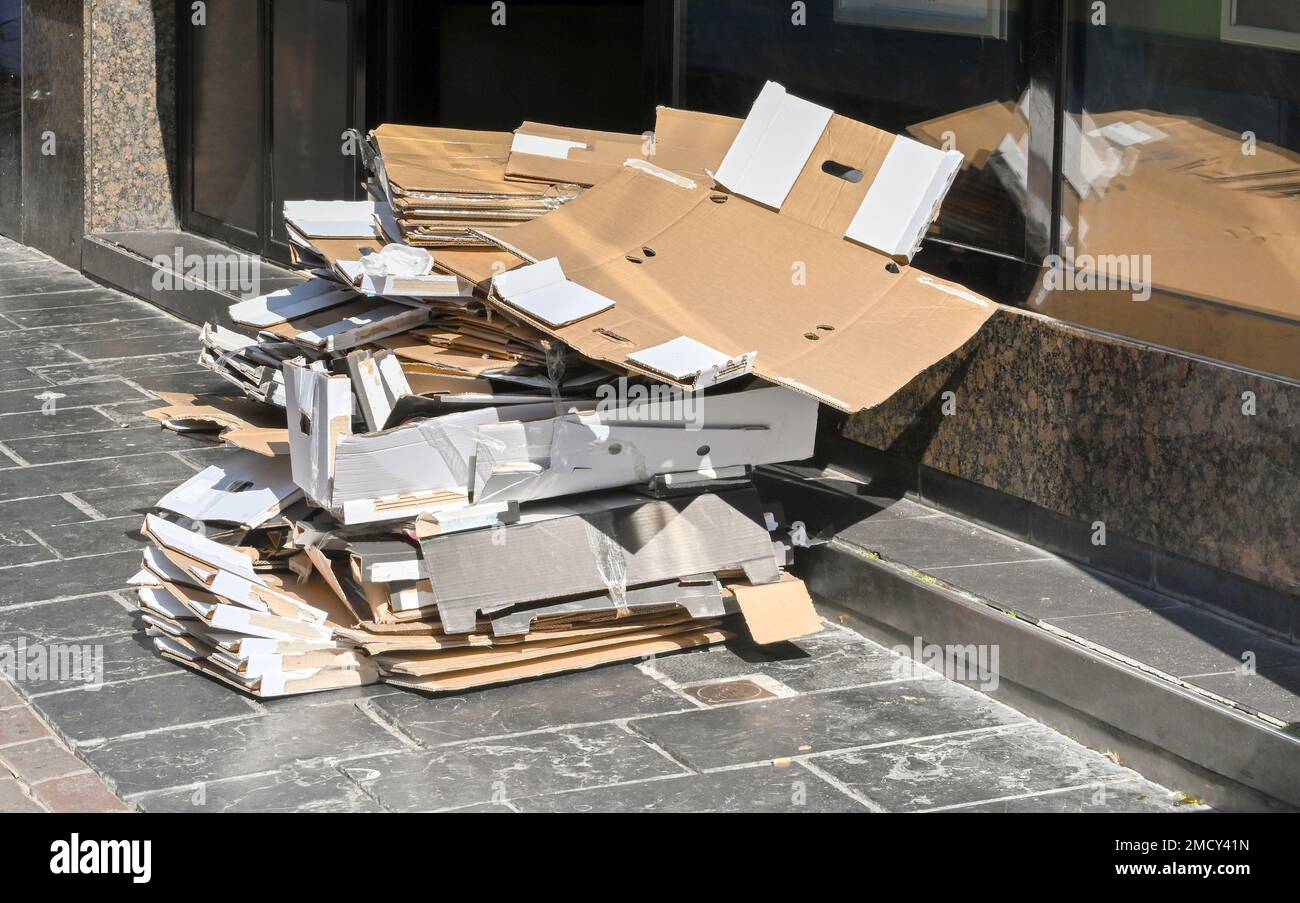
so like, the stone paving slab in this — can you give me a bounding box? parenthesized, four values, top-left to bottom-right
(514, 762, 868, 813)
(0, 243, 1198, 813)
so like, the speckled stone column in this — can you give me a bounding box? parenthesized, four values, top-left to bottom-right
(84, 0, 177, 234)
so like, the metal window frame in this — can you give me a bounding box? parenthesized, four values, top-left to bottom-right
(1220, 0, 1300, 53)
(178, 0, 367, 263)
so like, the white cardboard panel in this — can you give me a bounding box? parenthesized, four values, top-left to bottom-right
(511, 133, 588, 160)
(292, 303, 431, 352)
(282, 200, 400, 242)
(144, 514, 264, 584)
(626, 336, 755, 387)
(492, 258, 615, 327)
(156, 452, 302, 528)
(845, 136, 963, 260)
(284, 362, 353, 508)
(229, 280, 354, 329)
(714, 81, 833, 210)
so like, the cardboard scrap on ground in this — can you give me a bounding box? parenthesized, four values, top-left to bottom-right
(127, 79, 1012, 700)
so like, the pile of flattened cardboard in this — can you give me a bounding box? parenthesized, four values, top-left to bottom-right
(130, 81, 998, 698)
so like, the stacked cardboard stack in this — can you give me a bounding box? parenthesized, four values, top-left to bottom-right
(130, 81, 1000, 698)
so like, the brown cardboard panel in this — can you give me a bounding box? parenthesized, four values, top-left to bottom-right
(373, 123, 569, 200)
(489, 579, 727, 637)
(157, 644, 379, 698)
(731, 574, 824, 645)
(381, 627, 732, 692)
(505, 109, 744, 189)
(378, 619, 718, 677)
(651, 108, 743, 180)
(481, 167, 997, 411)
(506, 122, 646, 187)
(145, 392, 286, 441)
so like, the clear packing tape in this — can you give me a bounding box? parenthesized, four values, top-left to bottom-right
(582, 509, 631, 615)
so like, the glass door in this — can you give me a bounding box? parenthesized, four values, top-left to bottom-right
(179, 0, 366, 262)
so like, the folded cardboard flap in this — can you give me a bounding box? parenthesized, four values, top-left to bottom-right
(625, 336, 756, 388)
(491, 257, 617, 327)
(506, 122, 645, 187)
(714, 81, 964, 261)
(715, 81, 835, 209)
(731, 573, 823, 645)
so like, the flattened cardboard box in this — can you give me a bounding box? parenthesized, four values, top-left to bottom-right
(145, 392, 289, 457)
(505, 108, 743, 188)
(382, 627, 732, 692)
(506, 123, 647, 187)
(419, 489, 781, 633)
(475, 165, 995, 411)
(372, 123, 572, 202)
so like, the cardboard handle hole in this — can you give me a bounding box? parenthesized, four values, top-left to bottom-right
(642, 247, 657, 257)
(696, 445, 711, 456)
(626, 255, 643, 264)
(299, 413, 312, 436)
(816, 324, 835, 332)
(804, 332, 820, 341)
(608, 443, 624, 455)
(886, 262, 900, 274)
(821, 160, 865, 183)
(709, 194, 728, 204)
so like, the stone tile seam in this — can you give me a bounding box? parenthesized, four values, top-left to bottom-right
(915, 776, 1167, 813)
(796, 759, 887, 812)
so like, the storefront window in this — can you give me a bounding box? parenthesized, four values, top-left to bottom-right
(1041, 0, 1300, 378)
(678, 0, 1035, 259)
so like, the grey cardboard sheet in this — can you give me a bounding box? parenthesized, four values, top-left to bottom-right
(420, 489, 780, 633)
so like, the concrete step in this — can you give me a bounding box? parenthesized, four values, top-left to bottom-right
(82, 231, 305, 329)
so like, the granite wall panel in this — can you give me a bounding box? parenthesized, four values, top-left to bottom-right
(844, 307, 1300, 597)
(84, 0, 177, 234)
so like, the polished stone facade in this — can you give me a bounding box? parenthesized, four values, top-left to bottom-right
(845, 306, 1300, 597)
(84, 0, 177, 234)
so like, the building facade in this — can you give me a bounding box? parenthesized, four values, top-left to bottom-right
(1, 0, 1298, 634)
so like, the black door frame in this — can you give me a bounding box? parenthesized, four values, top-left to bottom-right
(177, 0, 367, 263)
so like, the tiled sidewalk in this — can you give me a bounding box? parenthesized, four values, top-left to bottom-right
(0, 239, 1200, 813)
(0, 679, 129, 812)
